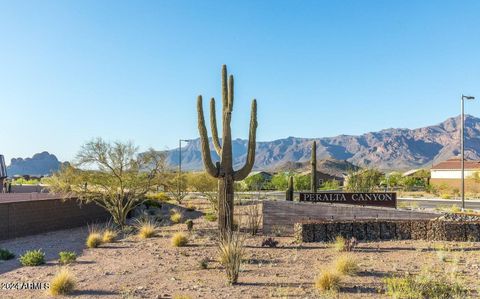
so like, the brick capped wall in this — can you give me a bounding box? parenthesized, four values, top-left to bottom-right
(0, 197, 110, 240)
(263, 201, 439, 235)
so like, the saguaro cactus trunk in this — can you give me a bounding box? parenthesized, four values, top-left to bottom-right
(311, 141, 317, 192)
(197, 65, 258, 238)
(286, 176, 294, 201)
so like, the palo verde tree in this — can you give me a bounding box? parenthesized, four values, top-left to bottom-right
(197, 64, 258, 238)
(47, 138, 166, 227)
(311, 141, 318, 192)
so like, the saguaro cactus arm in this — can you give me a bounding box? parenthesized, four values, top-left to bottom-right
(210, 98, 222, 156)
(234, 99, 258, 181)
(197, 95, 220, 178)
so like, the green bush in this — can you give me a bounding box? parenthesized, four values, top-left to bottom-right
(19, 249, 45, 266)
(59, 251, 77, 264)
(0, 248, 15, 260)
(384, 273, 466, 299)
(205, 212, 218, 222)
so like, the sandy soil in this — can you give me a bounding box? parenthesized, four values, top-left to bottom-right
(1, 202, 480, 299)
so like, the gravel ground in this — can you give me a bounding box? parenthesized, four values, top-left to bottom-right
(1, 203, 480, 298)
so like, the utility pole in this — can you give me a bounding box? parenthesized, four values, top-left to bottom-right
(461, 95, 475, 211)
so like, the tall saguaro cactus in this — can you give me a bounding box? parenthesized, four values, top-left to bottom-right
(197, 65, 258, 238)
(311, 141, 317, 192)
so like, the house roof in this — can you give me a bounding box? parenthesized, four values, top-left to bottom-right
(431, 158, 480, 170)
(402, 169, 422, 177)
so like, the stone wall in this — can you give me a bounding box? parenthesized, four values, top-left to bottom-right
(294, 220, 480, 242)
(263, 200, 439, 235)
(0, 196, 110, 240)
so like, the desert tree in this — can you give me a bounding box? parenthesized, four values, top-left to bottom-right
(47, 138, 166, 227)
(188, 172, 218, 211)
(345, 169, 383, 192)
(164, 172, 188, 204)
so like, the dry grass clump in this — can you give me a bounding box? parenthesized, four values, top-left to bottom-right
(384, 271, 466, 299)
(332, 236, 357, 252)
(171, 232, 189, 247)
(136, 219, 158, 239)
(86, 232, 103, 248)
(314, 269, 341, 292)
(334, 254, 359, 275)
(333, 236, 347, 252)
(218, 233, 245, 285)
(49, 268, 76, 296)
(170, 211, 183, 223)
(102, 229, 118, 243)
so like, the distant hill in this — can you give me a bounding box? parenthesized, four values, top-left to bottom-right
(272, 159, 360, 176)
(166, 115, 480, 171)
(7, 152, 66, 176)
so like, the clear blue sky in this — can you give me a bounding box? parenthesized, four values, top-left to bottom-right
(1, 1, 480, 163)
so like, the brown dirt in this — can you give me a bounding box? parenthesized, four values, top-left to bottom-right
(1, 201, 480, 299)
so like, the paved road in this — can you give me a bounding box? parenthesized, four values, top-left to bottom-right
(398, 197, 480, 210)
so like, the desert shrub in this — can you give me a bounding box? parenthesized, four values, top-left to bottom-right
(332, 236, 357, 252)
(186, 203, 195, 212)
(314, 269, 341, 292)
(384, 272, 466, 299)
(19, 249, 45, 266)
(49, 268, 76, 296)
(136, 219, 157, 239)
(170, 211, 183, 223)
(102, 229, 118, 243)
(86, 232, 103, 248)
(440, 193, 452, 200)
(245, 204, 262, 236)
(205, 212, 217, 222)
(334, 254, 359, 275)
(59, 251, 77, 264)
(449, 205, 461, 214)
(171, 232, 189, 247)
(199, 257, 209, 269)
(436, 250, 448, 263)
(218, 233, 245, 285)
(261, 237, 279, 248)
(185, 219, 194, 232)
(146, 192, 171, 202)
(0, 248, 15, 260)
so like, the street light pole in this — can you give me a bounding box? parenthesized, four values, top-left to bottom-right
(461, 95, 475, 211)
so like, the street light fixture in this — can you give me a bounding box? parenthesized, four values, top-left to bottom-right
(461, 94, 475, 211)
(178, 139, 191, 195)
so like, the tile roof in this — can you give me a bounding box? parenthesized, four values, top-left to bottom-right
(431, 158, 480, 170)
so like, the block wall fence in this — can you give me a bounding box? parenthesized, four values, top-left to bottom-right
(0, 196, 110, 240)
